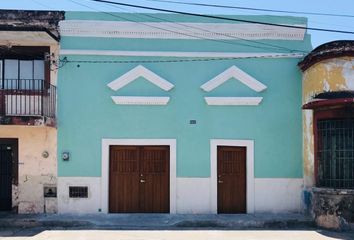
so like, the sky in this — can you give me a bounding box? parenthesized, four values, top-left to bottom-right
(0, 0, 354, 48)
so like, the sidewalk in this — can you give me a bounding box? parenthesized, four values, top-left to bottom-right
(0, 213, 314, 230)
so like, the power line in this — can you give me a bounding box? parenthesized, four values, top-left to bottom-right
(146, 0, 354, 18)
(89, 0, 305, 53)
(89, 0, 354, 35)
(71, 0, 306, 53)
(30, 0, 53, 10)
(61, 53, 306, 65)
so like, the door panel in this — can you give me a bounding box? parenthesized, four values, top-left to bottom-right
(109, 145, 170, 213)
(0, 144, 12, 211)
(217, 146, 246, 214)
(139, 146, 169, 213)
(109, 146, 140, 213)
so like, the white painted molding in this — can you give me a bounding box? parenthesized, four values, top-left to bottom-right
(111, 96, 170, 105)
(107, 65, 174, 91)
(205, 97, 263, 106)
(201, 66, 267, 92)
(210, 139, 255, 214)
(60, 49, 306, 59)
(59, 20, 306, 40)
(101, 139, 177, 214)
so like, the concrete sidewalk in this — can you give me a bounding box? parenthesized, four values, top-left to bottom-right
(0, 213, 314, 230)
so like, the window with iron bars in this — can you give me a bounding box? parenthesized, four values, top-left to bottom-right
(316, 116, 354, 189)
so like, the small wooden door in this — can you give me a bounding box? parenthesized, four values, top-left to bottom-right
(0, 139, 18, 211)
(109, 145, 170, 213)
(217, 146, 246, 214)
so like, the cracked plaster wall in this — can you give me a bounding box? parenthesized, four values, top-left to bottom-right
(0, 126, 57, 213)
(302, 56, 354, 188)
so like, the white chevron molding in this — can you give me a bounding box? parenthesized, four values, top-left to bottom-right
(204, 97, 263, 106)
(108, 65, 174, 91)
(111, 96, 170, 105)
(201, 66, 267, 92)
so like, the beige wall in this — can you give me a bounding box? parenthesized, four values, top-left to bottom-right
(0, 126, 57, 213)
(302, 57, 354, 187)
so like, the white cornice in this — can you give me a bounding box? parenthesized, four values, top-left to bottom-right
(60, 49, 305, 58)
(201, 66, 267, 92)
(111, 96, 170, 105)
(204, 97, 263, 106)
(107, 65, 174, 91)
(59, 20, 306, 40)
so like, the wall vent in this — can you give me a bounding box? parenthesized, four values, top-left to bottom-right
(69, 186, 88, 198)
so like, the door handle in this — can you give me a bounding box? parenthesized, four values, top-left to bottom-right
(140, 179, 146, 183)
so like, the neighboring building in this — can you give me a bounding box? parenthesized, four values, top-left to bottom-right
(299, 41, 354, 229)
(0, 10, 64, 213)
(57, 12, 312, 214)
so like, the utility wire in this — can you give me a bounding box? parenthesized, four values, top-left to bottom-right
(30, 0, 53, 10)
(61, 53, 306, 64)
(146, 0, 354, 18)
(90, 0, 305, 53)
(71, 0, 306, 53)
(97, 1, 306, 53)
(89, 0, 354, 34)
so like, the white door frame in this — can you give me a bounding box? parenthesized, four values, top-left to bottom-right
(101, 138, 177, 213)
(210, 139, 255, 213)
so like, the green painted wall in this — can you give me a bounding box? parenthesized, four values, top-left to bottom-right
(57, 12, 311, 178)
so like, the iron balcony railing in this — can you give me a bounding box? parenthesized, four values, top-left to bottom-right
(0, 79, 56, 118)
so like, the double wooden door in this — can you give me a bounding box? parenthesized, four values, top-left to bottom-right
(217, 146, 246, 214)
(109, 145, 170, 213)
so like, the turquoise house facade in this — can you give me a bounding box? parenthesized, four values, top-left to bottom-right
(57, 12, 312, 213)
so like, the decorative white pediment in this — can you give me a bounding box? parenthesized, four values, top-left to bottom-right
(107, 65, 174, 91)
(201, 66, 266, 106)
(111, 96, 170, 105)
(204, 97, 263, 106)
(201, 66, 267, 92)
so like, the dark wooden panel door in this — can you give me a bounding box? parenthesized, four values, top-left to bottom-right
(0, 144, 13, 211)
(109, 146, 140, 213)
(217, 146, 246, 214)
(139, 146, 170, 213)
(109, 145, 170, 213)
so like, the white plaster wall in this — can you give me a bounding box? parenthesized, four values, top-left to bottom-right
(255, 178, 303, 213)
(57, 177, 303, 214)
(58, 177, 101, 214)
(0, 126, 57, 213)
(176, 178, 210, 213)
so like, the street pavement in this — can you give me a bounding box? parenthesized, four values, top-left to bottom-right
(1, 229, 354, 240)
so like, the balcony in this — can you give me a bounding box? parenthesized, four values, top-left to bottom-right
(0, 79, 56, 126)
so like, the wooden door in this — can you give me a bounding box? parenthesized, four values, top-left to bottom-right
(217, 146, 246, 214)
(109, 146, 140, 213)
(109, 145, 170, 213)
(0, 143, 13, 211)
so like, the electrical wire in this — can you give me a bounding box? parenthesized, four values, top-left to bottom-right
(146, 0, 354, 18)
(70, 0, 308, 53)
(89, 0, 354, 35)
(60, 52, 306, 65)
(95, 0, 306, 53)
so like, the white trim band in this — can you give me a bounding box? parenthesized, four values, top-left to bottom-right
(111, 96, 170, 105)
(205, 97, 263, 106)
(59, 20, 306, 40)
(60, 49, 306, 58)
